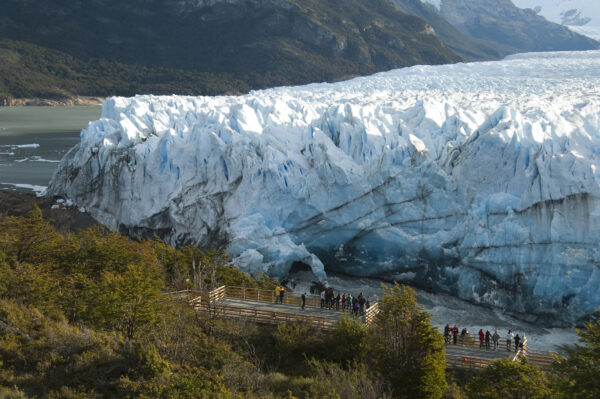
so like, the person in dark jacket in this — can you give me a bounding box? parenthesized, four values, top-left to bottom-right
(301, 292, 306, 310)
(444, 324, 451, 344)
(485, 330, 491, 349)
(515, 334, 521, 351)
(460, 328, 468, 345)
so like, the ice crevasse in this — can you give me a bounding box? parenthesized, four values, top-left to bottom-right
(48, 51, 600, 326)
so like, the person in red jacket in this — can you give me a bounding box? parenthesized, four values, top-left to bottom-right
(452, 325, 459, 344)
(478, 329, 485, 348)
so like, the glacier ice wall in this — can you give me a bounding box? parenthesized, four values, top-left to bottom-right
(48, 51, 600, 325)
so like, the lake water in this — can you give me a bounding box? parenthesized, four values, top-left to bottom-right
(0, 106, 102, 194)
(0, 105, 579, 351)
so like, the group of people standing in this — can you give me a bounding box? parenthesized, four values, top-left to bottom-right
(444, 325, 526, 352)
(273, 286, 374, 314)
(320, 289, 371, 316)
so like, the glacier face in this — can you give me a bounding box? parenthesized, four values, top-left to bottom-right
(48, 51, 600, 326)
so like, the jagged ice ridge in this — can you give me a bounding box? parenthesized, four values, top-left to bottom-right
(49, 51, 600, 326)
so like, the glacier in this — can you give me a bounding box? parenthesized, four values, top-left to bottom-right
(48, 50, 600, 326)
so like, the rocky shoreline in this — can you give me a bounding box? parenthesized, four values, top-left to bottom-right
(0, 96, 105, 107)
(0, 190, 98, 234)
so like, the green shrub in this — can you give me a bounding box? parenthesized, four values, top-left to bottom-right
(466, 359, 551, 399)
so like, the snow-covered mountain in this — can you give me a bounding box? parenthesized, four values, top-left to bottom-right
(48, 51, 600, 326)
(513, 0, 600, 40)
(419, 0, 599, 52)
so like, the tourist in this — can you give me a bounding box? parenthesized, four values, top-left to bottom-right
(346, 294, 352, 313)
(320, 290, 325, 308)
(507, 330, 514, 351)
(444, 324, 451, 344)
(485, 330, 491, 349)
(301, 292, 306, 310)
(514, 334, 521, 351)
(478, 329, 485, 348)
(341, 293, 347, 310)
(460, 327, 467, 345)
(279, 285, 285, 304)
(366, 296, 371, 309)
(452, 325, 459, 345)
(359, 294, 366, 315)
(353, 297, 359, 316)
(492, 330, 500, 350)
(335, 293, 341, 310)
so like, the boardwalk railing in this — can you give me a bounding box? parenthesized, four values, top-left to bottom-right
(446, 354, 498, 370)
(364, 302, 379, 325)
(194, 301, 337, 330)
(521, 347, 555, 371)
(444, 334, 556, 371)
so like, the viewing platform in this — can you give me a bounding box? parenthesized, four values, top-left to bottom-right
(170, 287, 556, 371)
(172, 286, 379, 331)
(443, 337, 555, 371)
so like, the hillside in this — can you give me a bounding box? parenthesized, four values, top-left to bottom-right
(0, 0, 461, 100)
(433, 0, 599, 52)
(513, 0, 600, 40)
(0, 39, 252, 101)
(388, 0, 515, 60)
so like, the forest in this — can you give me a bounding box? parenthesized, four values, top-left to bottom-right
(0, 206, 598, 398)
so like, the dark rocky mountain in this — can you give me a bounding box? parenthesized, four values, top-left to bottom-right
(434, 0, 599, 53)
(388, 0, 514, 60)
(0, 0, 461, 100)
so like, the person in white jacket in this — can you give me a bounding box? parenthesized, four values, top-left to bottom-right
(507, 330, 514, 351)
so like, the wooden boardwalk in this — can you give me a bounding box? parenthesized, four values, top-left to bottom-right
(173, 286, 378, 331)
(443, 337, 555, 371)
(170, 287, 556, 371)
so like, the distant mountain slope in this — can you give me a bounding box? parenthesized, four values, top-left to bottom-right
(388, 0, 515, 60)
(423, 0, 599, 52)
(513, 0, 600, 40)
(0, 0, 461, 100)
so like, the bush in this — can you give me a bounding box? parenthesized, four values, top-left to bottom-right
(325, 315, 371, 364)
(552, 314, 600, 399)
(466, 359, 551, 399)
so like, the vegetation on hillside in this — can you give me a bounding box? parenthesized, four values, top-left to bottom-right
(0, 39, 251, 100)
(0, 207, 598, 398)
(0, 0, 462, 100)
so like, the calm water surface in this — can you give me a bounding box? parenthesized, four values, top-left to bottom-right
(0, 106, 101, 193)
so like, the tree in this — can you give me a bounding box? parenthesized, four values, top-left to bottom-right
(93, 261, 165, 339)
(552, 314, 600, 399)
(466, 359, 551, 399)
(371, 283, 447, 398)
(326, 315, 371, 364)
(0, 205, 62, 264)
